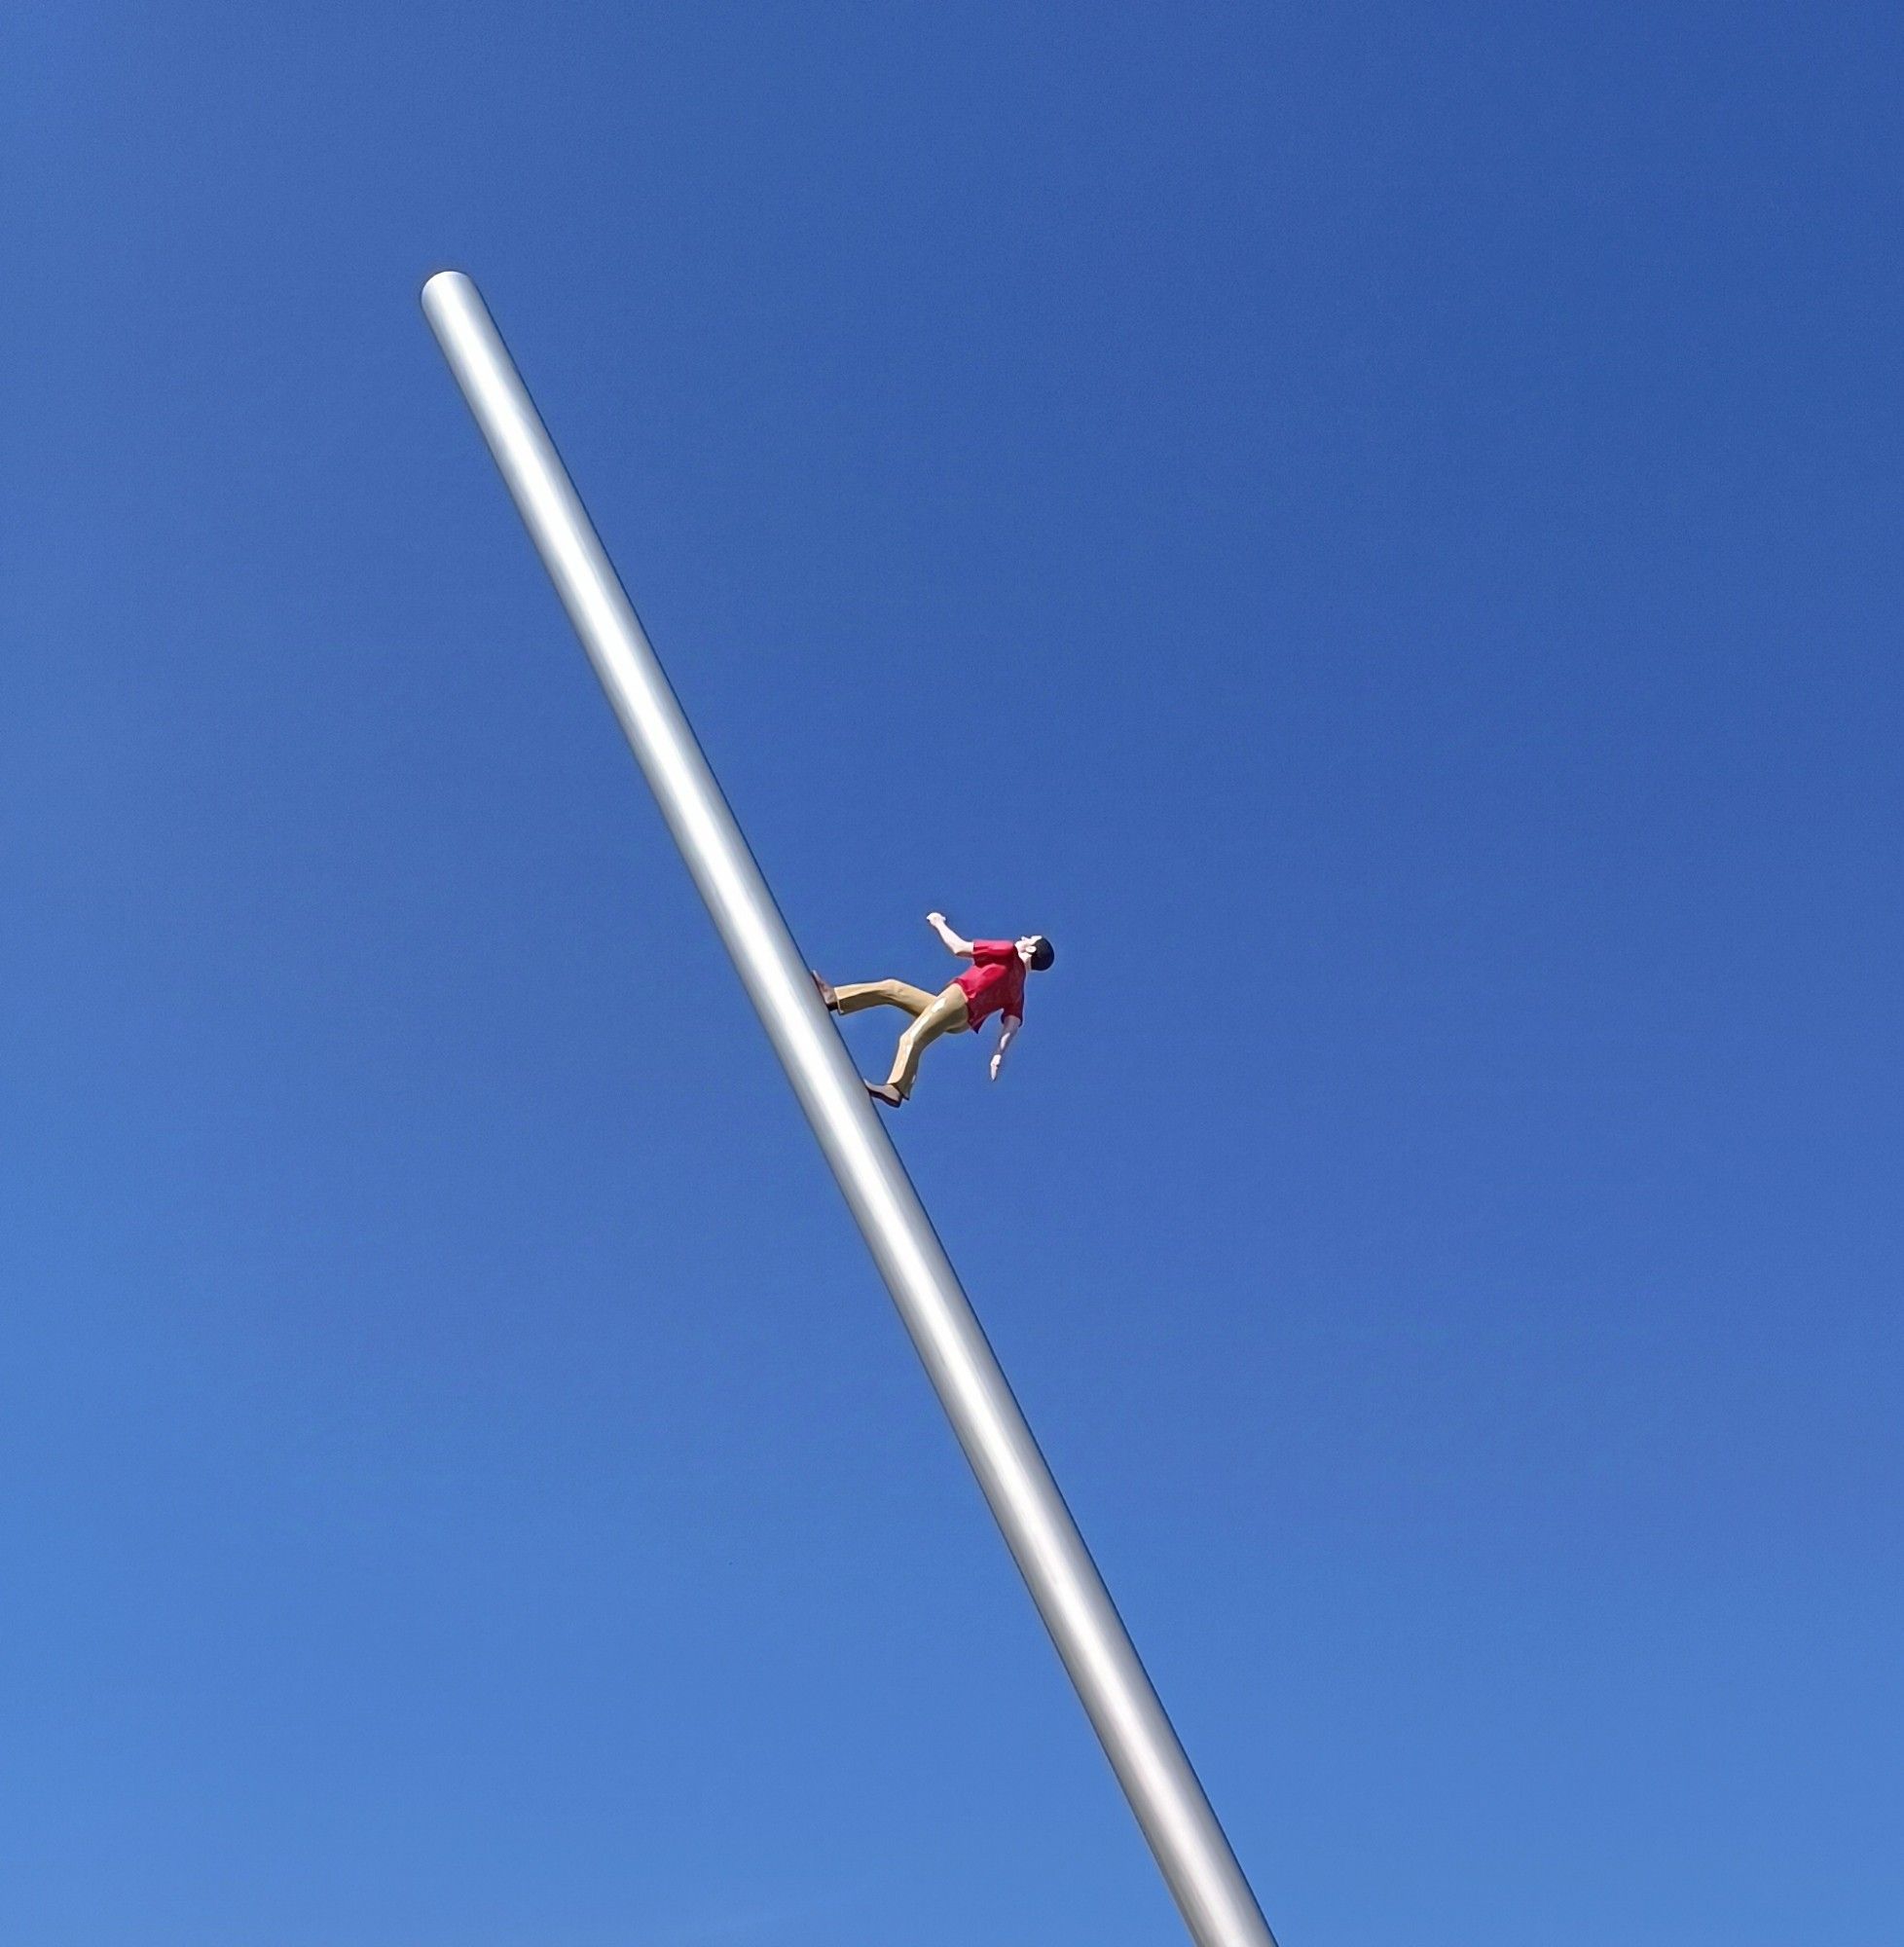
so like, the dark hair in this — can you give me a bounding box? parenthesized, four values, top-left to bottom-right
(1028, 936, 1055, 972)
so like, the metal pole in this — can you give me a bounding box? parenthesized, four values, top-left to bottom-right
(421, 270, 1278, 1947)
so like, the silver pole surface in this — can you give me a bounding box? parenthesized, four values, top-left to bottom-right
(421, 270, 1278, 1947)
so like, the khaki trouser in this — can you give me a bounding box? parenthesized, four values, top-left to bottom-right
(833, 978, 970, 1097)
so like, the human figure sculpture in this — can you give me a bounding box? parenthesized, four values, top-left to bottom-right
(815, 912, 1055, 1107)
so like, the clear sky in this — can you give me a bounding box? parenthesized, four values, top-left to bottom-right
(5, 6, 1899, 1944)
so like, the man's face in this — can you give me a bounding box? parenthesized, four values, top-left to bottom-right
(1016, 935, 1042, 964)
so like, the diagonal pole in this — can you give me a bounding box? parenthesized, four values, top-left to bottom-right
(421, 270, 1278, 1947)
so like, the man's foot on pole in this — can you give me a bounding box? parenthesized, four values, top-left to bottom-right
(865, 1082, 904, 1108)
(812, 971, 838, 1011)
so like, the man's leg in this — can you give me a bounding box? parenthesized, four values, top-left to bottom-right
(833, 977, 937, 1018)
(886, 984, 970, 1098)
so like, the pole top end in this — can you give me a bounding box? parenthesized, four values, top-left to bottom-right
(421, 268, 477, 314)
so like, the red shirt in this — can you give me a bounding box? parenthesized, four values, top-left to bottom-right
(957, 939, 1025, 1030)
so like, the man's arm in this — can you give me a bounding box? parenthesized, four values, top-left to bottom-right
(989, 1014, 1021, 1082)
(926, 911, 973, 957)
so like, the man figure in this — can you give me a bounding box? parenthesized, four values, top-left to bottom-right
(816, 912, 1055, 1108)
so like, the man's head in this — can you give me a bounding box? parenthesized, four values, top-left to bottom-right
(1017, 935, 1055, 972)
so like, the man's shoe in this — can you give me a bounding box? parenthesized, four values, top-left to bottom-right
(865, 1082, 904, 1108)
(812, 972, 839, 1011)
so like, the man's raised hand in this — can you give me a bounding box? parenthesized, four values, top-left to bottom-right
(928, 912, 974, 956)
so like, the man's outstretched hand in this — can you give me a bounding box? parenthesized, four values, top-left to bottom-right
(991, 1013, 1020, 1082)
(927, 912, 974, 956)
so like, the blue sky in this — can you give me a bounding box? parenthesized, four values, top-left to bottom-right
(5, 5, 1900, 1943)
